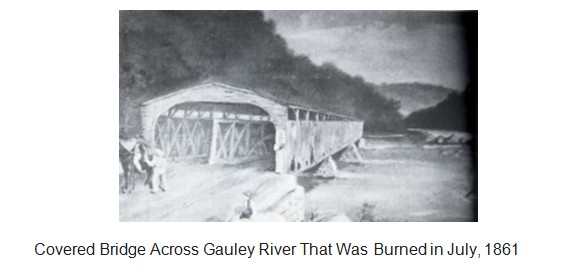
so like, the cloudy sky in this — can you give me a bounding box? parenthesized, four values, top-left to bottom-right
(264, 11, 471, 91)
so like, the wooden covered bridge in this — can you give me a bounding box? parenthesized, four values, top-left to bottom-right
(140, 82, 364, 175)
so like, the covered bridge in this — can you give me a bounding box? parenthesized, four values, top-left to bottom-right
(140, 82, 364, 174)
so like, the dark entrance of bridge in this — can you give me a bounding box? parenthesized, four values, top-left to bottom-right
(154, 102, 275, 166)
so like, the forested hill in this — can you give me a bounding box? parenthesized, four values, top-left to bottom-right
(120, 11, 404, 135)
(405, 83, 477, 132)
(373, 83, 456, 116)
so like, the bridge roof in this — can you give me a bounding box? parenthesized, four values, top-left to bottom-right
(142, 82, 359, 121)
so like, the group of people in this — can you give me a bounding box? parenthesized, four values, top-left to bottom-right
(119, 135, 167, 194)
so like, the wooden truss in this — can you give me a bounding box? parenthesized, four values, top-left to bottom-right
(154, 115, 212, 160)
(209, 119, 274, 164)
(155, 109, 274, 163)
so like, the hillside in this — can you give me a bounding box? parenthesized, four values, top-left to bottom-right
(120, 11, 405, 135)
(405, 83, 476, 132)
(373, 83, 456, 116)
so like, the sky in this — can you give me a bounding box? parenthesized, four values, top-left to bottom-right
(264, 11, 471, 91)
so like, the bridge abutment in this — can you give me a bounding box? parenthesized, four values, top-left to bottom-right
(314, 156, 338, 178)
(339, 143, 364, 163)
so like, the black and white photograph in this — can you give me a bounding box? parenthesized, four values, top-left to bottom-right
(119, 10, 478, 222)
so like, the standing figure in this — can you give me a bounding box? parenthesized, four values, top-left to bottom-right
(139, 143, 167, 193)
(239, 191, 256, 219)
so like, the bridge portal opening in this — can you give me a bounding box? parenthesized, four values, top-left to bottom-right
(154, 102, 275, 170)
